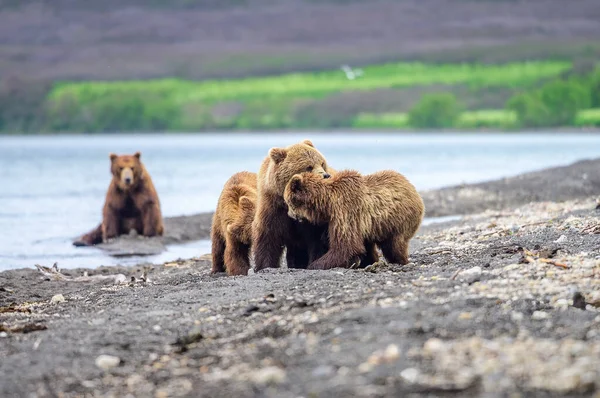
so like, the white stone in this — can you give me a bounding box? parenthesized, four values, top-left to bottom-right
(554, 235, 567, 243)
(531, 311, 549, 320)
(460, 266, 482, 283)
(400, 367, 421, 384)
(51, 294, 65, 304)
(247, 366, 286, 384)
(95, 355, 121, 370)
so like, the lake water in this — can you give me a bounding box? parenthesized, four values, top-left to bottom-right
(2, 132, 600, 271)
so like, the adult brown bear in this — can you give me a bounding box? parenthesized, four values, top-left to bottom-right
(73, 152, 163, 246)
(284, 169, 424, 270)
(251, 140, 333, 271)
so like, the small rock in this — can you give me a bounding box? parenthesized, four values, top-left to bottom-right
(400, 367, 421, 384)
(572, 292, 587, 310)
(423, 338, 445, 357)
(95, 355, 121, 370)
(243, 305, 260, 316)
(312, 365, 335, 378)
(459, 266, 482, 284)
(358, 362, 373, 373)
(458, 312, 473, 320)
(247, 366, 286, 385)
(383, 344, 401, 361)
(0, 332, 7, 338)
(511, 311, 524, 322)
(554, 235, 567, 243)
(556, 299, 569, 307)
(50, 294, 65, 304)
(532, 311, 549, 320)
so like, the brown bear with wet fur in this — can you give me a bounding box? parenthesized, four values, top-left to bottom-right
(211, 171, 257, 276)
(252, 139, 334, 272)
(284, 169, 424, 270)
(73, 152, 163, 246)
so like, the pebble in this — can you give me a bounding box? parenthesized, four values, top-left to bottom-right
(51, 294, 65, 304)
(458, 312, 473, 320)
(531, 311, 549, 320)
(459, 266, 482, 284)
(95, 355, 121, 370)
(423, 338, 445, 357)
(247, 366, 286, 385)
(555, 234, 567, 243)
(312, 365, 335, 378)
(400, 367, 421, 384)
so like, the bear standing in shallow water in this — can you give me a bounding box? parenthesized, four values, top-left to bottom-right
(284, 169, 425, 270)
(210, 171, 257, 276)
(73, 152, 163, 246)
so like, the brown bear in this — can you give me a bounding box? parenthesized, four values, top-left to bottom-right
(252, 139, 335, 272)
(284, 169, 425, 270)
(210, 171, 257, 276)
(73, 152, 164, 246)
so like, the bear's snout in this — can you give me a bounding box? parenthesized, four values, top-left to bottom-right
(120, 167, 135, 187)
(323, 173, 331, 179)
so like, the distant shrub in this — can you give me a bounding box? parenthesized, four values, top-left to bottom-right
(455, 109, 517, 129)
(408, 93, 462, 128)
(45, 92, 180, 132)
(588, 68, 600, 108)
(507, 79, 591, 127)
(352, 113, 409, 129)
(575, 108, 600, 127)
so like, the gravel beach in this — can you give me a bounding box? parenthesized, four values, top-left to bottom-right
(1, 158, 600, 397)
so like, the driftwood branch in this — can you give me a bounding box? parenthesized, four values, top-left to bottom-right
(34, 263, 130, 284)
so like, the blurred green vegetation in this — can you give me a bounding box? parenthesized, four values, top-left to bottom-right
(408, 93, 462, 129)
(2, 60, 600, 133)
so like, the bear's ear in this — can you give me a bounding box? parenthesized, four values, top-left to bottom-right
(289, 175, 303, 193)
(134, 151, 141, 159)
(269, 148, 287, 164)
(302, 140, 314, 148)
(109, 153, 117, 162)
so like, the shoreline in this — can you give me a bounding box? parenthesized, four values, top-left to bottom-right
(82, 157, 600, 258)
(1, 157, 600, 396)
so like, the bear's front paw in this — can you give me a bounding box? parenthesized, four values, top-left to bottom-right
(307, 262, 326, 270)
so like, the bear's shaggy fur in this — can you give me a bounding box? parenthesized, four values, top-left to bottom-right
(284, 169, 424, 270)
(73, 152, 163, 246)
(211, 171, 257, 276)
(252, 139, 333, 271)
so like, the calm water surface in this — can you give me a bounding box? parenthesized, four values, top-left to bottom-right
(2, 132, 600, 271)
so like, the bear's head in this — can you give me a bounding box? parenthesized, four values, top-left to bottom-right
(109, 152, 144, 191)
(266, 140, 331, 195)
(226, 196, 256, 245)
(284, 172, 330, 225)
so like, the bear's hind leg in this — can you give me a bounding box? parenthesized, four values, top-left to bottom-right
(73, 224, 103, 246)
(224, 237, 251, 276)
(380, 237, 409, 265)
(211, 230, 226, 274)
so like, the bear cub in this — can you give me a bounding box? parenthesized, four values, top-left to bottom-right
(284, 169, 424, 270)
(211, 171, 257, 276)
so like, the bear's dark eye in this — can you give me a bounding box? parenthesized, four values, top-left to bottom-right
(119, 167, 123, 172)
(306, 166, 313, 172)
